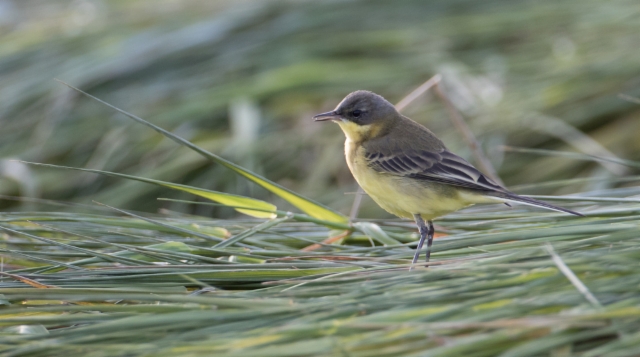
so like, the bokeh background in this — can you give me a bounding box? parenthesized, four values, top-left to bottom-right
(1, 0, 639, 218)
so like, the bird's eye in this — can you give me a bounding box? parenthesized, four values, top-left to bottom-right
(352, 110, 362, 118)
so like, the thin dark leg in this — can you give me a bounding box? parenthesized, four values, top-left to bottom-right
(425, 220, 434, 266)
(410, 214, 428, 270)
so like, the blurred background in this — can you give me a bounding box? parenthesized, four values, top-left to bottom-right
(0, 0, 638, 218)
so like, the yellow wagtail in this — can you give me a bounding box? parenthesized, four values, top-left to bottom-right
(314, 91, 583, 267)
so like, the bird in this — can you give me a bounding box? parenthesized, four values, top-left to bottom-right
(313, 90, 583, 268)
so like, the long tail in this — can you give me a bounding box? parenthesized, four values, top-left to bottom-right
(494, 193, 584, 217)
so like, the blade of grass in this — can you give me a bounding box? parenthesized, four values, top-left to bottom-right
(503, 146, 640, 168)
(54, 80, 347, 224)
(93, 201, 229, 244)
(0, 224, 152, 268)
(20, 161, 277, 219)
(544, 244, 602, 308)
(526, 195, 640, 203)
(214, 214, 293, 248)
(157, 198, 352, 230)
(0, 248, 86, 271)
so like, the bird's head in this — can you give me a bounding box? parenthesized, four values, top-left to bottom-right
(313, 90, 398, 142)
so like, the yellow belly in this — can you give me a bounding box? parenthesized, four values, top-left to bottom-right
(345, 139, 495, 220)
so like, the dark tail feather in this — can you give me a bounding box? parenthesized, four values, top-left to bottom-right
(495, 193, 584, 217)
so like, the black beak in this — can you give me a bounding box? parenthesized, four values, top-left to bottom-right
(313, 110, 340, 122)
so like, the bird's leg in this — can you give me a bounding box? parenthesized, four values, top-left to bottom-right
(425, 220, 434, 266)
(411, 214, 428, 270)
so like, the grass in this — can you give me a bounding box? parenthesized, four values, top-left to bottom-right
(2, 1, 640, 356)
(1, 56, 639, 357)
(2, 0, 639, 217)
(1, 184, 640, 356)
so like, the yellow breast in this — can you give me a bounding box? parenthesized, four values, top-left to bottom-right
(343, 137, 485, 220)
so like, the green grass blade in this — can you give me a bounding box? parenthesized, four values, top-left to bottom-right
(94, 202, 226, 243)
(214, 215, 292, 248)
(55, 80, 347, 224)
(503, 146, 640, 168)
(0, 224, 144, 268)
(353, 222, 403, 246)
(157, 198, 353, 230)
(20, 161, 276, 219)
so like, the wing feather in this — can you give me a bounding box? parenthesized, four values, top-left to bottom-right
(365, 146, 505, 193)
(360, 132, 582, 216)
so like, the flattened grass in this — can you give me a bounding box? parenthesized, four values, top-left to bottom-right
(1, 186, 640, 356)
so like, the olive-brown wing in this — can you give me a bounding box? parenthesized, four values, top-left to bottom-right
(364, 147, 506, 193)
